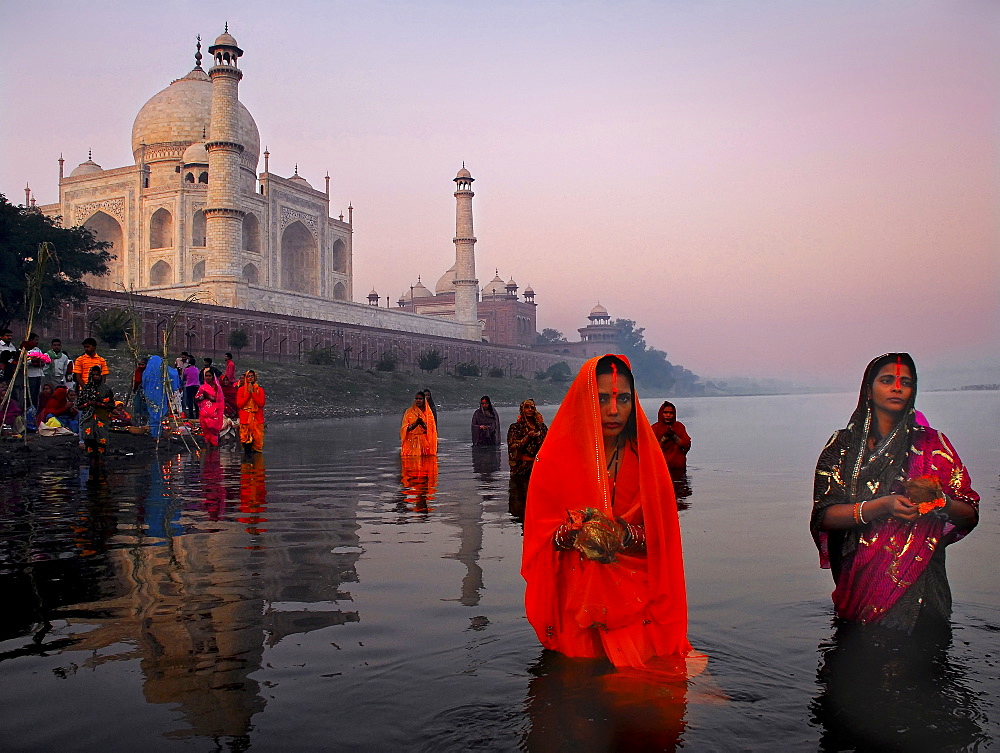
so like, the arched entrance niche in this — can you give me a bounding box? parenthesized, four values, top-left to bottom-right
(242, 214, 260, 254)
(333, 282, 347, 300)
(281, 221, 317, 295)
(191, 210, 206, 247)
(332, 239, 347, 272)
(242, 263, 259, 284)
(192, 260, 205, 282)
(150, 260, 172, 286)
(82, 211, 123, 290)
(149, 208, 173, 249)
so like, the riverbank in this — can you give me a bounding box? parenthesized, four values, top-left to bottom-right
(0, 348, 572, 478)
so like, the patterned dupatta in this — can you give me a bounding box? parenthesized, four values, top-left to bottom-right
(812, 353, 979, 627)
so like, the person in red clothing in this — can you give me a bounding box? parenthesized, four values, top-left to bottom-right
(651, 401, 691, 471)
(521, 354, 705, 676)
(236, 370, 266, 453)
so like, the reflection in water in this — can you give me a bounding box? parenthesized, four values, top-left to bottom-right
(670, 469, 692, 509)
(471, 445, 501, 476)
(400, 454, 439, 512)
(508, 474, 529, 521)
(239, 452, 268, 538)
(0, 448, 366, 746)
(525, 651, 689, 751)
(811, 622, 987, 751)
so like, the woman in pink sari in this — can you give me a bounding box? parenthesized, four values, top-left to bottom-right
(196, 367, 225, 447)
(811, 353, 979, 633)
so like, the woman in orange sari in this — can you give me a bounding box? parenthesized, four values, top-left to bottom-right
(522, 354, 704, 673)
(236, 370, 266, 453)
(400, 391, 437, 456)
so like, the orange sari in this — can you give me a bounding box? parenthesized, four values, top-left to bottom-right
(521, 355, 703, 673)
(400, 403, 438, 456)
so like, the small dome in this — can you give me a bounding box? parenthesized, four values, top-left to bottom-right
(182, 141, 208, 165)
(409, 280, 433, 298)
(523, 285, 535, 295)
(506, 277, 518, 289)
(482, 274, 506, 297)
(70, 158, 103, 177)
(289, 173, 312, 188)
(456, 166, 472, 179)
(212, 31, 240, 49)
(589, 303, 610, 318)
(435, 264, 456, 294)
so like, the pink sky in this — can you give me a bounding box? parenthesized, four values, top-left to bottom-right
(2, 1, 996, 387)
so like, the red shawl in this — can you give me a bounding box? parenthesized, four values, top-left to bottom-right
(521, 354, 703, 674)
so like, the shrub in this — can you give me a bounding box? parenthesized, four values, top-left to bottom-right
(91, 308, 136, 349)
(456, 361, 481, 377)
(418, 349, 444, 373)
(488, 367, 504, 378)
(306, 346, 340, 365)
(375, 351, 398, 372)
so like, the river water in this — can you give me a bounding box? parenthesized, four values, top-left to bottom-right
(1, 391, 997, 752)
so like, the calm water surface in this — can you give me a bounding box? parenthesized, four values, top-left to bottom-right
(1, 391, 997, 752)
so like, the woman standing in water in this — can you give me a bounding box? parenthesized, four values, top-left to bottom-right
(196, 367, 225, 447)
(237, 370, 266, 453)
(471, 395, 501, 446)
(811, 353, 979, 633)
(401, 391, 437, 456)
(651, 401, 691, 471)
(79, 365, 115, 455)
(522, 355, 704, 672)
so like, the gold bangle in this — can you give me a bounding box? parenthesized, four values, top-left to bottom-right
(858, 500, 868, 525)
(852, 502, 861, 525)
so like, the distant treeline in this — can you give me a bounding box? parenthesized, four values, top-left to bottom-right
(959, 384, 999, 391)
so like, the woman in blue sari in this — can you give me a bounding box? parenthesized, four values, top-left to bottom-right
(143, 356, 169, 438)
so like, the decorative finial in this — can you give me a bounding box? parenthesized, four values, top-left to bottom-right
(88, 148, 92, 160)
(224, 22, 229, 33)
(462, 161, 466, 168)
(195, 34, 203, 68)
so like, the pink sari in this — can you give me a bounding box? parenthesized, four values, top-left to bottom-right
(196, 376, 224, 446)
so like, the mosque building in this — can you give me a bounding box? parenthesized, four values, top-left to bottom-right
(32, 26, 543, 348)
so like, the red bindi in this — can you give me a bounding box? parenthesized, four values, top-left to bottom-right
(895, 356, 902, 390)
(610, 362, 619, 397)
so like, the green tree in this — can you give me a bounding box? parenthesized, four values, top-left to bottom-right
(612, 317, 702, 395)
(544, 361, 572, 382)
(418, 349, 444, 373)
(228, 329, 249, 355)
(536, 328, 566, 345)
(0, 194, 112, 329)
(91, 308, 136, 349)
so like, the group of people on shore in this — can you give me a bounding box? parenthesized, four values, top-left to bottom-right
(1, 331, 267, 455)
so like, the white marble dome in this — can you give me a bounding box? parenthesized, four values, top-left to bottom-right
(131, 67, 260, 168)
(70, 157, 103, 177)
(435, 264, 456, 294)
(589, 303, 610, 318)
(482, 273, 506, 298)
(182, 140, 208, 165)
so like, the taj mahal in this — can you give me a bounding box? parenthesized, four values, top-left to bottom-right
(36, 27, 550, 347)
